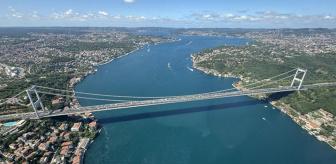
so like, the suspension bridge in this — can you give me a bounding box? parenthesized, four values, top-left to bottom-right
(1, 68, 336, 121)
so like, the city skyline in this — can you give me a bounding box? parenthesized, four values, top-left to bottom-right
(1, 0, 336, 28)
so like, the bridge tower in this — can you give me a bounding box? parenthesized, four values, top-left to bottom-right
(291, 68, 307, 90)
(26, 85, 45, 118)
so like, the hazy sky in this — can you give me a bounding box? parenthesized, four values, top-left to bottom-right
(1, 0, 336, 28)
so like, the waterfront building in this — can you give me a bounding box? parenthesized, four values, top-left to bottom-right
(71, 122, 82, 132)
(88, 121, 97, 131)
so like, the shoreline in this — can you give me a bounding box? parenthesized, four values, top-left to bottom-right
(191, 55, 336, 150)
(64, 46, 149, 163)
(67, 45, 149, 119)
(74, 38, 179, 88)
(70, 37, 180, 92)
(69, 38, 178, 162)
(68, 45, 150, 107)
(96, 48, 140, 67)
(191, 55, 243, 80)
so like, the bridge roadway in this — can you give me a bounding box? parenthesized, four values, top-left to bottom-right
(1, 82, 336, 121)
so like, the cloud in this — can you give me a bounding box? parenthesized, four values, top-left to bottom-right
(7, 6, 23, 18)
(65, 9, 73, 15)
(98, 11, 109, 16)
(50, 9, 88, 21)
(324, 15, 334, 20)
(46, 9, 175, 23)
(190, 11, 336, 26)
(186, 10, 336, 28)
(124, 0, 135, 3)
(31, 11, 41, 19)
(2, 7, 336, 28)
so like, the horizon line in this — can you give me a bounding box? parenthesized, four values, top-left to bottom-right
(0, 26, 335, 30)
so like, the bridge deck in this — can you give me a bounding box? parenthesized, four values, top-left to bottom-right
(1, 82, 335, 121)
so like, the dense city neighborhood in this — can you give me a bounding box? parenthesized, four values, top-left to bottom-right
(0, 28, 170, 163)
(0, 113, 99, 164)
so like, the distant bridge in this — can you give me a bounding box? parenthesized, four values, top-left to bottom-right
(1, 68, 336, 121)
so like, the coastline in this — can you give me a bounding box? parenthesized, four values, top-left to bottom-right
(191, 55, 336, 150)
(70, 37, 180, 92)
(191, 54, 245, 80)
(96, 48, 140, 67)
(75, 38, 179, 87)
(63, 46, 145, 162)
(68, 45, 149, 107)
(68, 39, 178, 161)
(67, 46, 144, 144)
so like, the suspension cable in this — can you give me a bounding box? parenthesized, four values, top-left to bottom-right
(241, 68, 297, 88)
(202, 68, 297, 94)
(0, 89, 27, 105)
(36, 86, 176, 99)
(37, 91, 132, 102)
(248, 74, 295, 90)
(12, 90, 27, 98)
(35, 68, 298, 100)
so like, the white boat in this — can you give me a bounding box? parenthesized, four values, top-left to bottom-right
(185, 41, 193, 46)
(168, 63, 171, 69)
(147, 48, 150, 52)
(187, 67, 194, 72)
(262, 117, 266, 121)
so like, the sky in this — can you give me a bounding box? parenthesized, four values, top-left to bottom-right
(0, 0, 336, 28)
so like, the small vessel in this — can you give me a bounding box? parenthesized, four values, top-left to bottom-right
(167, 63, 171, 69)
(147, 48, 150, 52)
(262, 117, 266, 121)
(187, 67, 194, 72)
(185, 41, 193, 46)
(264, 105, 268, 108)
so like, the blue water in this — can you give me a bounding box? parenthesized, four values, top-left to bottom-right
(3, 121, 17, 127)
(75, 36, 336, 164)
